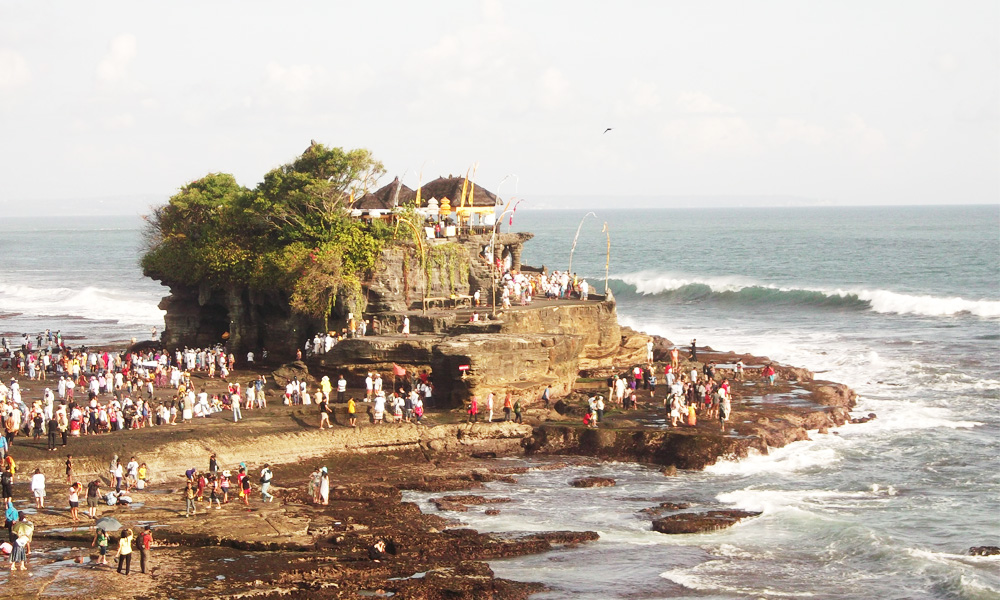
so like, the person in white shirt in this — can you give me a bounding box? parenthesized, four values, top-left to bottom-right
(337, 376, 347, 403)
(31, 468, 46, 508)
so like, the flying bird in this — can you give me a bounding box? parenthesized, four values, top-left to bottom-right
(603, 128, 613, 134)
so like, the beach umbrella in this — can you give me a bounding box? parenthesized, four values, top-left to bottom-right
(11, 521, 34, 537)
(95, 516, 122, 531)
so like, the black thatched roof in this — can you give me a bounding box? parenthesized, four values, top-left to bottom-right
(419, 176, 499, 208)
(353, 177, 416, 211)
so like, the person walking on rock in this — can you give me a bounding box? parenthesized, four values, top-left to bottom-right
(318, 397, 331, 430)
(92, 527, 109, 566)
(467, 396, 479, 423)
(30, 468, 45, 509)
(260, 464, 274, 503)
(318, 467, 329, 505)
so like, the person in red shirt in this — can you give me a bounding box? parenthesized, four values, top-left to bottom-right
(467, 396, 479, 423)
(139, 525, 153, 574)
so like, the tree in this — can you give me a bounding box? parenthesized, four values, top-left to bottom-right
(142, 143, 392, 324)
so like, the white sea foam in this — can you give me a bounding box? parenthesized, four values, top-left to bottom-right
(705, 441, 843, 477)
(716, 487, 875, 515)
(660, 565, 816, 597)
(614, 270, 1000, 318)
(906, 547, 1000, 565)
(0, 282, 164, 326)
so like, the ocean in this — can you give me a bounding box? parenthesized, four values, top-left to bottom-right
(2, 205, 998, 598)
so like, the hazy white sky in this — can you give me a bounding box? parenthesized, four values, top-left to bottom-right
(0, 0, 997, 213)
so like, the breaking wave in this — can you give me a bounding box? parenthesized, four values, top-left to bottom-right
(610, 271, 1000, 318)
(0, 282, 164, 326)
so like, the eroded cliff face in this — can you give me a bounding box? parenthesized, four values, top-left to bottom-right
(307, 297, 639, 408)
(156, 232, 535, 358)
(159, 283, 317, 357)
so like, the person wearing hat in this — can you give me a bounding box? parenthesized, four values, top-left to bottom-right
(318, 467, 329, 505)
(320, 376, 332, 403)
(259, 465, 273, 503)
(9, 520, 29, 571)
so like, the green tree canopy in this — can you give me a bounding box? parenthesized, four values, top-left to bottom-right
(142, 143, 389, 323)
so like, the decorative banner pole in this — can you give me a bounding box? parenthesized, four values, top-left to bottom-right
(602, 221, 611, 294)
(568, 211, 597, 275)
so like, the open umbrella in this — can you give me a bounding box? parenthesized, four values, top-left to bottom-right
(11, 520, 34, 537)
(94, 516, 122, 531)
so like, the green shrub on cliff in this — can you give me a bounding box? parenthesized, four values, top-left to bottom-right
(142, 143, 389, 324)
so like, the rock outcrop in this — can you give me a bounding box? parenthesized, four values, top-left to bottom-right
(652, 510, 762, 534)
(570, 476, 616, 488)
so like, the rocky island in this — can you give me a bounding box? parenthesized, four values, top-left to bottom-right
(3, 143, 863, 599)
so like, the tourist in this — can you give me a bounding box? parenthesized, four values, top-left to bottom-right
(9, 520, 29, 571)
(347, 397, 357, 427)
(220, 470, 231, 504)
(260, 464, 274, 503)
(184, 481, 196, 517)
(92, 527, 109, 565)
(687, 403, 697, 427)
(125, 456, 139, 491)
(513, 398, 523, 423)
(308, 467, 319, 503)
(467, 395, 478, 423)
(318, 396, 331, 430)
(1, 467, 12, 505)
(65, 454, 73, 484)
(138, 525, 153, 574)
(596, 395, 605, 423)
(337, 375, 347, 403)
(719, 387, 731, 430)
(735, 358, 745, 381)
(30, 468, 45, 509)
(86, 479, 101, 517)
(373, 393, 385, 424)
(116, 527, 134, 575)
(46, 411, 59, 451)
(208, 475, 221, 509)
(318, 467, 329, 505)
(690, 339, 697, 361)
(541, 385, 551, 408)
(486, 392, 494, 423)
(503, 392, 512, 421)
(402, 316, 410, 337)
(320, 376, 331, 402)
(764, 364, 777, 386)
(209, 453, 219, 477)
(68, 482, 80, 521)
(232, 388, 242, 422)
(646, 340, 654, 363)
(239, 467, 251, 506)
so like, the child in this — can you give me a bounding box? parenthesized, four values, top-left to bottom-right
(92, 527, 109, 565)
(68, 482, 80, 521)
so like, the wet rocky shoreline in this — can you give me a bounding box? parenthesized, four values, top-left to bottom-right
(2, 334, 861, 598)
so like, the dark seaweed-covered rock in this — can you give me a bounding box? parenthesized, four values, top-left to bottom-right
(652, 510, 761, 534)
(969, 546, 1000, 556)
(570, 476, 616, 488)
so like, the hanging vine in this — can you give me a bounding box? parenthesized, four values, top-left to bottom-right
(425, 243, 469, 294)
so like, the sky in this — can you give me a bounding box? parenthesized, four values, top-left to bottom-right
(0, 0, 997, 215)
